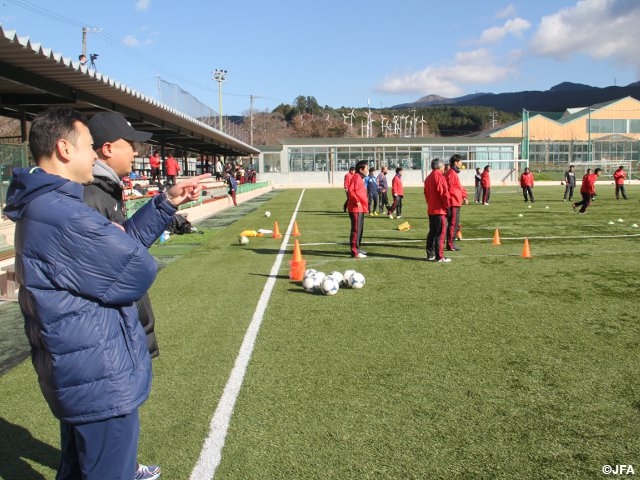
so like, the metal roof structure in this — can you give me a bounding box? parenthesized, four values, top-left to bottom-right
(0, 25, 259, 157)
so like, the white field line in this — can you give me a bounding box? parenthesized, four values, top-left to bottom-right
(189, 190, 306, 480)
(298, 232, 640, 247)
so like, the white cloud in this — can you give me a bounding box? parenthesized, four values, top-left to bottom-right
(477, 18, 531, 45)
(122, 34, 140, 47)
(376, 49, 515, 97)
(496, 4, 517, 19)
(122, 29, 157, 47)
(477, 17, 530, 45)
(530, 0, 640, 71)
(136, 0, 151, 11)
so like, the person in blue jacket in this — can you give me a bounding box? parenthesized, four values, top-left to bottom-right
(4, 107, 209, 480)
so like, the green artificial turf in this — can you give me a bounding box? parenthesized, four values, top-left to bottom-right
(1, 184, 639, 479)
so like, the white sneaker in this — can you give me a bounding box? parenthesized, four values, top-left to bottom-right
(437, 257, 451, 263)
(388, 214, 394, 219)
(397, 215, 402, 219)
(356, 252, 367, 258)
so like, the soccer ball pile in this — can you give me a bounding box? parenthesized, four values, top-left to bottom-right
(301, 268, 366, 295)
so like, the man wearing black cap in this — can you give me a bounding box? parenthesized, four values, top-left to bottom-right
(85, 111, 161, 479)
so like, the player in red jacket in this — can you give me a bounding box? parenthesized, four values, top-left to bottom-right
(519, 167, 535, 203)
(481, 165, 491, 205)
(387, 167, 404, 218)
(347, 161, 369, 258)
(424, 158, 450, 262)
(573, 168, 601, 214)
(613, 165, 628, 199)
(342, 166, 355, 212)
(149, 150, 161, 185)
(445, 154, 467, 251)
(165, 154, 181, 185)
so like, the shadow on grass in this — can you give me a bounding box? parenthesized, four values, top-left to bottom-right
(0, 418, 58, 479)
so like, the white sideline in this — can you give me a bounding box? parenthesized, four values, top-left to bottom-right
(189, 190, 306, 480)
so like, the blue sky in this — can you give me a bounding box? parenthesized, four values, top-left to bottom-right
(1, 0, 639, 116)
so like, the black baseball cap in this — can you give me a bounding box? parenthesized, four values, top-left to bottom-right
(88, 111, 153, 148)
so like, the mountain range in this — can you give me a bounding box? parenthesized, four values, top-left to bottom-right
(392, 81, 640, 113)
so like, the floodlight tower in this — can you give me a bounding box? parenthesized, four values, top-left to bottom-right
(213, 69, 228, 130)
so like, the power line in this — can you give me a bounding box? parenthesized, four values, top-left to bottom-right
(4, 0, 214, 96)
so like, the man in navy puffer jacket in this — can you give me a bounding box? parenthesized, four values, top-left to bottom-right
(4, 107, 209, 480)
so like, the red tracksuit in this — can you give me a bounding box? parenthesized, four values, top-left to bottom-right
(445, 166, 466, 249)
(347, 172, 368, 257)
(424, 169, 450, 260)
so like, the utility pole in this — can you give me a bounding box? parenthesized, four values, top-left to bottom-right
(81, 26, 101, 57)
(249, 94, 261, 145)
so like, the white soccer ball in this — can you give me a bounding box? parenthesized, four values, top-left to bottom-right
(239, 235, 249, 245)
(304, 268, 317, 279)
(320, 276, 340, 296)
(312, 272, 327, 292)
(265, 211, 271, 217)
(343, 269, 356, 286)
(329, 271, 344, 285)
(302, 275, 316, 293)
(349, 272, 366, 289)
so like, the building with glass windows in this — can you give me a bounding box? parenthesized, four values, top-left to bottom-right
(257, 137, 522, 187)
(485, 96, 640, 170)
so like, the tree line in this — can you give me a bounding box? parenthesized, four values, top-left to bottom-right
(245, 95, 520, 145)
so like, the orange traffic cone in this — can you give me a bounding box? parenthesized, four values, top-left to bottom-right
(292, 221, 301, 237)
(456, 224, 463, 240)
(288, 239, 306, 281)
(492, 229, 501, 245)
(521, 238, 532, 258)
(272, 221, 282, 239)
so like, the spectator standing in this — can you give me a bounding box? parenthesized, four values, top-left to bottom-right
(149, 149, 161, 185)
(4, 107, 208, 480)
(165, 153, 181, 185)
(424, 158, 450, 262)
(214, 157, 224, 181)
(613, 165, 628, 199)
(474, 167, 482, 203)
(563, 165, 576, 201)
(388, 167, 404, 218)
(343, 166, 355, 212)
(573, 168, 601, 214)
(347, 160, 369, 258)
(366, 168, 379, 216)
(481, 165, 491, 205)
(84, 111, 161, 480)
(445, 154, 467, 251)
(520, 167, 535, 202)
(377, 166, 390, 214)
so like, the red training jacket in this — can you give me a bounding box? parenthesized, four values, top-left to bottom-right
(520, 171, 534, 188)
(347, 172, 369, 213)
(165, 156, 181, 176)
(446, 167, 467, 207)
(392, 174, 403, 196)
(424, 169, 450, 215)
(613, 169, 626, 185)
(481, 170, 491, 188)
(580, 173, 597, 194)
(344, 171, 354, 190)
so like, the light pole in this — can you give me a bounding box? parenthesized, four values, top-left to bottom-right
(213, 69, 227, 130)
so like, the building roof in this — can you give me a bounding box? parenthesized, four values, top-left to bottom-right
(0, 25, 259, 157)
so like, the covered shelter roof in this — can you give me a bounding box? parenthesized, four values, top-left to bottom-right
(0, 25, 258, 157)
